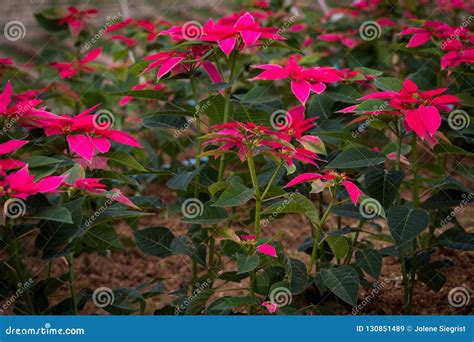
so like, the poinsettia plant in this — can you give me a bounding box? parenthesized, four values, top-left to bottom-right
(0, 0, 472, 316)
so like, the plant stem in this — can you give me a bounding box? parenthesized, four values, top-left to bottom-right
(411, 133, 419, 207)
(247, 153, 262, 238)
(307, 190, 335, 276)
(190, 76, 201, 281)
(260, 163, 282, 201)
(67, 253, 78, 315)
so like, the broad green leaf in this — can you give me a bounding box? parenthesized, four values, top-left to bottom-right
(105, 151, 148, 172)
(387, 206, 429, 247)
(374, 77, 403, 91)
(142, 115, 189, 129)
(288, 258, 307, 295)
(355, 249, 382, 279)
(31, 207, 72, 224)
(326, 236, 350, 259)
(134, 226, 175, 258)
(434, 144, 473, 157)
(364, 167, 405, 208)
(213, 177, 255, 207)
(236, 254, 260, 274)
(439, 227, 474, 250)
(320, 266, 360, 306)
(83, 225, 123, 252)
(207, 296, 260, 312)
(181, 204, 229, 225)
(326, 147, 386, 169)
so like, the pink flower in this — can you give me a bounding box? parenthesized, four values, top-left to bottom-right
(120, 81, 166, 106)
(262, 301, 278, 313)
(250, 56, 342, 105)
(59, 6, 98, 36)
(0, 165, 65, 199)
(256, 244, 277, 257)
(38, 105, 143, 162)
(51, 48, 102, 79)
(279, 105, 317, 138)
(319, 31, 358, 49)
(404, 105, 441, 144)
(161, 12, 284, 56)
(0, 58, 13, 66)
(285, 171, 364, 205)
(71, 177, 139, 209)
(0, 140, 28, 155)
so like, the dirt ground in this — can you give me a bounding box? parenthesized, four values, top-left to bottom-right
(8, 183, 472, 316)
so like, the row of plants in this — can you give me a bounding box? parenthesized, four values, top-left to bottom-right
(0, 0, 472, 315)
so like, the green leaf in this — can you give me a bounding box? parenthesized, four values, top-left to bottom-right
(207, 296, 260, 312)
(199, 95, 230, 125)
(167, 167, 199, 191)
(24, 156, 62, 168)
(109, 90, 168, 101)
(364, 167, 405, 208)
(134, 226, 175, 258)
(320, 266, 360, 306)
(288, 258, 307, 295)
(236, 254, 260, 274)
(142, 115, 189, 129)
(423, 189, 472, 209)
(181, 204, 229, 225)
(326, 147, 386, 169)
(105, 151, 148, 172)
(387, 206, 430, 247)
(326, 236, 350, 259)
(434, 144, 473, 157)
(374, 77, 403, 91)
(213, 177, 255, 207)
(439, 227, 474, 251)
(31, 207, 72, 224)
(326, 85, 362, 104)
(83, 225, 123, 252)
(355, 249, 382, 279)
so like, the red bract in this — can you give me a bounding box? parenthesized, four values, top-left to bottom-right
(120, 81, 166, 106)
(143, 47, 222, 84)
(161, 12, 284, 56)
(279, 105, 317, 138)
(70, 177, 139, 209)
(284, 171, 364, 205)
(204, 121, 320, 166)
(58, 6, 98, 36)
(346, 79, 459, 144)
(250, 56, 343, 105)
(39, 105, 143, 162)
(0, 165, 65, 199)
(51, 48, 102, 79)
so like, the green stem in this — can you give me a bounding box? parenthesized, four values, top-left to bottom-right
(411, 133, 419, 207)
(260, 163, 282, 201)
(67, 253, 78, 315)
(307, 191, 334, 276)
(190, 76, 201, 281)
(247, 153, 262, 238)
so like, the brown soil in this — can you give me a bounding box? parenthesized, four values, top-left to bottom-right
(2, 184, 473, 315)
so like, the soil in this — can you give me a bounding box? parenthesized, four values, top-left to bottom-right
(4, 183, 472, 316)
